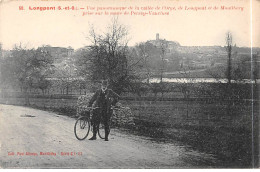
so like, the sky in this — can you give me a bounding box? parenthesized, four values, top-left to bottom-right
(0, 0, 260, 50)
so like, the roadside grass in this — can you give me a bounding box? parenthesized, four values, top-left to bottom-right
(0, 97, 256, 167)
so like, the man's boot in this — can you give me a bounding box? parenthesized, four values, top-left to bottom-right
(89, 135, 96, 140)
(89, 125, 97, 140)
(104, 127, 109, 141)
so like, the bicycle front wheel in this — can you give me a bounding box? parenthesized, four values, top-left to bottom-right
(74, 116, 90, 140)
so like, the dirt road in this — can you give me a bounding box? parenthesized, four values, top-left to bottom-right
(0, 104, 217, 168)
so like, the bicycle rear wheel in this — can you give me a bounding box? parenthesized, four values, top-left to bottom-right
(98, 122, 105, 139)
(98, 121, 111, 139)
(74, 116, 90, 140)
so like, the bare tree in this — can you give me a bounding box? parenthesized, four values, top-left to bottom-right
(136, 43, 152, 83)
(159, 40, 168, 83)
(226, 32, 233, 84)
(78, 18, 141, 94)
(53, 57, 78, 95)
(252, 53, 259, 84)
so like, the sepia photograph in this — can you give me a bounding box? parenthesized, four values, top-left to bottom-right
(0, 0, 259, 169)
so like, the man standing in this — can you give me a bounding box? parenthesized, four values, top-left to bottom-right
(88, 80, 120, 141)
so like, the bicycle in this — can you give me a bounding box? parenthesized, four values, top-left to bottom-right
(74, 95, 132, 140)
(74, 107, 106, 140)
(74, 105, 130, 140)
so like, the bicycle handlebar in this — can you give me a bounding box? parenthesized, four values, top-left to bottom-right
(84, 107, 101, 111)
(84, 106, 126, 110)
(80, 106, 129, 113)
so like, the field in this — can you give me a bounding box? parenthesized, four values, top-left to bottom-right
(0, 96, 258, 167)
(125, 100, 256, 167)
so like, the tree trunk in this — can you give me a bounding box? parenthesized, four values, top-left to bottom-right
(227, 51, 232, 84)
(66, 85, 69, 95)
(186, 101, 189, 119)
(24, 89, 30, 105)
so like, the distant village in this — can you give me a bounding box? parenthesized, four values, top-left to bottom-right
(2, 33, 260, 77)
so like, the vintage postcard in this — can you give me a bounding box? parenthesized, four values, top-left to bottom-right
(0, 0, 259, 169)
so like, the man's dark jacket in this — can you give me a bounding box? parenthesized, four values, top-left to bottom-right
(88, 89, 120, 113)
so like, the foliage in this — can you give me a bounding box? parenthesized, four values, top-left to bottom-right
(0, 44, 54, 102)
(134, 42, 160, 82)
